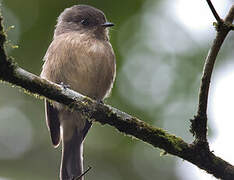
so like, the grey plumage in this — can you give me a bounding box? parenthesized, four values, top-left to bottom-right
(41, 5, 116, 180)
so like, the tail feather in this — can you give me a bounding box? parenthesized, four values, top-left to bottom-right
(61, 129, 84, 180)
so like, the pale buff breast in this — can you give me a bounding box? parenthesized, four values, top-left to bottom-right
(41, 32, 116, 100)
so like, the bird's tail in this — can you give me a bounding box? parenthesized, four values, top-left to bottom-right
(60, 129, 84, 180)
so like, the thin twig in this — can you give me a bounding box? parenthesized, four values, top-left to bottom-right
(73, 166, 92, 180)
(206, 0, 223, 23)
(224, 5, 234, 25)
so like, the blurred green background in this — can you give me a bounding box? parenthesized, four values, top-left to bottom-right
(0, 0, 234, 180)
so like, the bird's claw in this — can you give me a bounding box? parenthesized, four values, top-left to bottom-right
(97, 100, 104, 104)
(60, 82, 70, 89)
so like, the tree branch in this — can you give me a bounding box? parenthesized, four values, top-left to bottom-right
(190, 4, 234, 145)
(206, 0, 223, 23)
(0, 4, 234, 180)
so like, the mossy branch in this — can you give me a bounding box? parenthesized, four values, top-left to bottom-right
(0, 3, 234, 180)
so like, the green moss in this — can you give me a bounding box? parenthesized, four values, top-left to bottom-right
(160, 150, 168, 156)
(107, 111, 113, 117)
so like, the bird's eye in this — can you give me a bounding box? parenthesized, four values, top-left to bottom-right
(81, 19, 89, 26)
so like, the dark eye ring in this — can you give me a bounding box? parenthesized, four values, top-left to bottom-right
(81, 19, 89, 26)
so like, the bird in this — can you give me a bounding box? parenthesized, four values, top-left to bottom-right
(40, 4, 116, 180)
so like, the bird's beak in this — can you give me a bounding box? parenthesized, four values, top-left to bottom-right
(101, 22, 114, 28)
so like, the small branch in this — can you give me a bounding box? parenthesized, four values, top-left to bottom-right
(206, 0, 223, 23)
(73, 166, 92, 180)
(191, 4, 234, 144)
(224, 5, 234, 25)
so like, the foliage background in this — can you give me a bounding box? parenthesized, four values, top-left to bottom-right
(0, 0, 233, 179)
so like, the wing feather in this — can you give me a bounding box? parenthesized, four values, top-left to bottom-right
(45, 100, 61, 147)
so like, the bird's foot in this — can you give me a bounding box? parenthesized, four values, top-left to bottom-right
(97, 99, 104, 104)
(60, 82, 70, 89)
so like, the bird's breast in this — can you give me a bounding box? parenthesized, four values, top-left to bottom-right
(65, 36, 116, 100)
(41, 33, 116, 101)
